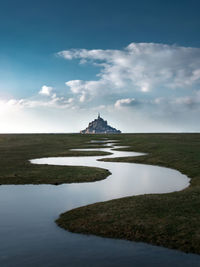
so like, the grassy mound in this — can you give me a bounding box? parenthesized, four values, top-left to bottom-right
(56, 133, 200, 254)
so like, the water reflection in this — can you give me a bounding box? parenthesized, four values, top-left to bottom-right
(30, 142, 190, 197)
(0, 141, 198, 267)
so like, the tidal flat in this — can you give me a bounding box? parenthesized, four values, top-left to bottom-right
(0, 134, 111, 184)
(0, 133, 200, 260)
(56, 133, 200, 254)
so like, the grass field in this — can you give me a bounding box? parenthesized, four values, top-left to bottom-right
(56, 133, 200, 254)
(0, 133, 200, 254)
(0, 134, 111, 184)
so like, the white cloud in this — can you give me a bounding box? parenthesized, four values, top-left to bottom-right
(171, 91, 200, 108)
(2, 42, 200, 133)
(0, 96, 84, 133)
(115, 98, 137, 109)
(65, 79, 108, 103)
(59, 43, 200, 104)
(153, 91, 200, 107)
(39, 85, 53, 96)
(0, 95, 74, 110)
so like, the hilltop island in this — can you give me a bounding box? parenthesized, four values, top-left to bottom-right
(80, 114, 121, 134)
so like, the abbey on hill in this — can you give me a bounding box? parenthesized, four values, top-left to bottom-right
(80, 114, 121, 134)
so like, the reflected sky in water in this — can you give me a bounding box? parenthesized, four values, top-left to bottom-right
(31, 142, 190, 198)
(0, 141, 199, 266)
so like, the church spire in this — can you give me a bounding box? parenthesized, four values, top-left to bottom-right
(98, 112, 100, 119)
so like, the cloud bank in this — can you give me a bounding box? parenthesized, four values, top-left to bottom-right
(59, 43, 200, 105)
(1, 42, 200, 132)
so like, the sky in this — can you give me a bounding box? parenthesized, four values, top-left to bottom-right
(0, 0, 200, 133)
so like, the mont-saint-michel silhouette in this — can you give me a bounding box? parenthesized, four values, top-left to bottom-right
(80, 113, 121, 134)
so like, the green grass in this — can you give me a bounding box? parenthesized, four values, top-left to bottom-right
(0, 134, 111, 184)
(1, 133, 200, 253)
(56, 133, 200, 254)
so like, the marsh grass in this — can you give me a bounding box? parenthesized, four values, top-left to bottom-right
(0, 134, 111, 184)
(56, 133, 200, 254)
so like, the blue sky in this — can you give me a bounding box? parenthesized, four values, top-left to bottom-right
(0, 0, 200, 132)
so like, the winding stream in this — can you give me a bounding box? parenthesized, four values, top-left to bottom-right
(31, 141, 190, 197)
(0, 140, 199, 267)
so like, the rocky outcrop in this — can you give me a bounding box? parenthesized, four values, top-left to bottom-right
(80, 114, 121, 134)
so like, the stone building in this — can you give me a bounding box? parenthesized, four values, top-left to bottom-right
(80, 114, 121, 134)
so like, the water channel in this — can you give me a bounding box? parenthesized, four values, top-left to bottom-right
(0, 140, 199, 266)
